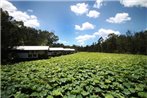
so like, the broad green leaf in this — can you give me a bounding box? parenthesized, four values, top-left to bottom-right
(81, 91, 89, 96)
(47, 95, 53, 98)
(51, 90, 62, 96)
(123, 89, 131, 95)
(138, 92, 147, 98)
(105, 94, 114, 98)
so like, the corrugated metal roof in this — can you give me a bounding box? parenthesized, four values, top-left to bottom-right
(49, 47, 64, 51)
(63, 48, 75, 51)
(14, 46, 49, 50)
(13, 46, 75, 51)
(49, 47, 75, 51)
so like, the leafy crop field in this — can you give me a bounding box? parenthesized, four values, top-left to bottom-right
(1, 52, 147, 98)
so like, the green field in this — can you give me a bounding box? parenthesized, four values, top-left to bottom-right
(1, 52, 147, 98)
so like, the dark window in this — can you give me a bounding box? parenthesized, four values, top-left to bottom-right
(33, 54, 37, 57)
(28, 54, 32, 58)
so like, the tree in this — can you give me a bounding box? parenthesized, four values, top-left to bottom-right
(133, 31, 147, 54)
(97, 37, 103, 52)
(1, 9, 24, 63)
(1, 9, 59, 64)
(47, 32, 59, 45)
(75, 30, 147, 55)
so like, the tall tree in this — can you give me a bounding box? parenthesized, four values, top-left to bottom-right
(1, 9, 24, 63)
(1, 9, 59, 64)
(97, 37, 103, 52)
(75, 30, 147, 55)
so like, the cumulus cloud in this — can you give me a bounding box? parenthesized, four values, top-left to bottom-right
(75, 22, 95, 31)
(58, 40, 68, 44)
(1, 0, 39, 28)
(120, 0, 147, 8)
(106, 13, 131, 24)
(1, 0, 17, 11)
(70, 3, 88, 15)
(93, 0, 104, 9)
(87, 10, 100, 18)
(94, 28, 120, 38)
(75, 28, 120, 45)
(75, 34, 95, 45)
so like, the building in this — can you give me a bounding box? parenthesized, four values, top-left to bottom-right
(48, 47, 75, 56)
(13, 46, 75, 59)
(13, 46, 49, 59)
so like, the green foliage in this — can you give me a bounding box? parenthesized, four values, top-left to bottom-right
(138, 92, 147, 98)
(51, 90, 63, 96)
(1, 52, 147, 98)
(76, 30, 147, 55)
(105, 94, 114, 98)
(1, 8, 59, 64)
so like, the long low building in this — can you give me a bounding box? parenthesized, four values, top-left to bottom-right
(13, 46, 75, 59)
(48, 47, 75, 56)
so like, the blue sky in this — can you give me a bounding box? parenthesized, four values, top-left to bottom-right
(2, 0, 147, 46)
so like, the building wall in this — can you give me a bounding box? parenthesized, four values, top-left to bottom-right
(17, 50, 48, 59)
(17, 53, 29, 58)
(15, 50, 75, 59)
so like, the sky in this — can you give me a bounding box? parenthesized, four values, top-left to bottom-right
(1, 0, 147, 46)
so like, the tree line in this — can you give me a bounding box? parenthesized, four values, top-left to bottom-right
(1, 9, 58, 64)
(75, 30, 147, 55)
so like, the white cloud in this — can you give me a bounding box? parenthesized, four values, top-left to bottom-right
(75, 22, 95, 31)
(120, 0, 147, 8)
(93, 0, 104, 9)
(75, 34, 95, 45)
(87, 10, 100, 18)
(75, 28, 120, 45)
(70, 3, 88, 15)
(1, 0, 40, 28)
(27, 9, 33, 13)
(1, 0, 17, 11)
(106, 13, 131, 24)
(94, 28, 120, 39)
(58, 40, 68, 44)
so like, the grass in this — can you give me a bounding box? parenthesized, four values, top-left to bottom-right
(1, 52, 147, 98)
